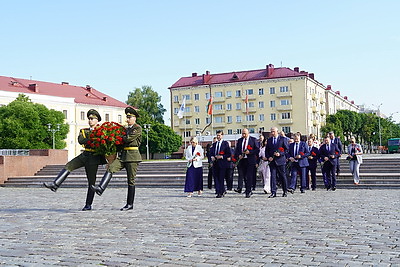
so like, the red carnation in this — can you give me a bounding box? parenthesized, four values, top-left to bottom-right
(115, 141, 121, 145)
(101, 140, 106, 144)
(231, 155, 237, 162)
(108, 137, 113, 141)
(279, 147, 285, 152)
(89, 133, 94, 138)
(300, 152, 305, 156)
(247, 145, 252, 150)
(219, 151, 225, 155)
(357, 148, 361, 151)
(311, 152, 317, 156)
(196, 152, 201, 156)
(335, 151, 339, 155)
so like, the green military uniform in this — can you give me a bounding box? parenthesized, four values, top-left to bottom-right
(108, 123, 142, 185)
(44, 109, 105, 211)
(65, 128, 106, 185)
(91, 106, 142, 211)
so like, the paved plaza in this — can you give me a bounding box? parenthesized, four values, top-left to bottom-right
(0, 187, 399, 266)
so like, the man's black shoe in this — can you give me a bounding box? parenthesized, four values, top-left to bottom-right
(268, 193, 276, 198)
(234, 189, 242, 194)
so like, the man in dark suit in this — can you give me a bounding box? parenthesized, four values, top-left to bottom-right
(329, 131, 343, 175)
(234, 128, 260, 198)
(287, 132, 310, 193)
(319, 136, 340, 191)
(225, 141, 235, 191)
(210, 130, 232, 198)
(205, 137, 217, 189)
(266, 127, 289, 198)
(306, 138, 319, 190)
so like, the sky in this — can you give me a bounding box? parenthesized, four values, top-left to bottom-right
(1, 0, 399, 123)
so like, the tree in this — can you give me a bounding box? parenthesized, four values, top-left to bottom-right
(0, 94, 69, 149)
(137, 116, 181, 159)
(126, 85, 166, 124)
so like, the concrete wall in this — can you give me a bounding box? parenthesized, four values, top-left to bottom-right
(0, 149, 68, 184)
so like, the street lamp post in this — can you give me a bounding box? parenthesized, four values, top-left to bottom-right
(143, 124, 151, 160)
(47, 123, 60, 149)
(373, 103, 382, 148)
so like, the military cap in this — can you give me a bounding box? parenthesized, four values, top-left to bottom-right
(125, 107, 139, 118)
(87, 109, 102, 122)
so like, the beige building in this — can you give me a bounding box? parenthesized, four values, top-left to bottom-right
(169, 64, 359, 142)
(0, 76, 127, 160)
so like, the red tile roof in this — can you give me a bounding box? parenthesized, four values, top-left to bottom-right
(169, 65, 312, 89)
(0, 75, 127, 108)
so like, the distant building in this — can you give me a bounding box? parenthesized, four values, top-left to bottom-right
(0, 76, 127, 160)
(169, 64, 359, 142)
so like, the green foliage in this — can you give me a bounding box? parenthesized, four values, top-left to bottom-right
(0, 94, 69, 149)
(137, 116, 181, 158)
(320, 109, 400, 147)
(126, 85, 166, 124)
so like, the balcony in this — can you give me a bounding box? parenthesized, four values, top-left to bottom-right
(278, 119, 293, 125)
(312, 120, 319, 126)
(320, 110, 326, 116)
(213, 97, 225, 103)
(312, 106, 318, 113)
(242, 94, 256, 101)
(311, 93, 317, 100)
(213, 122, 226, 128)
(213, 109, 225, 115)
(179, 124, 193, 130)
(243, 107, 257, 113)
(320, 97, 326, 104)
(242, 121, 258, 126)
(276, 91, 293, 98)
(276, 105, 293, 111)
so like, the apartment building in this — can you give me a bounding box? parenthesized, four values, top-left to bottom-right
(169, 64, 359, 142)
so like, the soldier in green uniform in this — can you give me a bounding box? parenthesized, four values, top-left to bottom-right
(43, 109, 106, 211)
(91, 107, 142, 211)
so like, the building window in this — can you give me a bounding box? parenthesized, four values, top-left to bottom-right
(174, 108, 179, 114)
(246, 89, 254, 95)
(215, 104, 223, 110)
(206, 117, 211, 124)
(270, 113, 276, 120)
(183, 94, 190, 100)
(184, 107, 190, 113)
(63, 110, 68, 119)
(236, 116, 242, 123)
(184, 131, 191, 137)
(226, 103, 232, 111)
(194, 106, 200, 113)
(259, 101, 264, 108)
(174, 95, 179, 102)
(195, 118, 200, 124)
(80, 111, 85, 120)
(205, 92, 210, 99)
(282, 126, 291, 133)
(236, 129, 242, 134)
(281, 112, 291, 119)
(185, 119, 190, 124)
(227, 116, 232, 123)
(118, 115, 122, 123)
(280, 86, 289, 92)
(215, 116, 223, 123)
(259, 114, 265, 121)
(248, 102, 255, 108)
(194, 94, 199, 101)
(236, 90, 241, 97)
(270, 87, 275, 94)
(246, 114, 255, 121)
(270, 100, 275, 107)
(227, 129, 233, 134)
(259, 127, 265, 133)
(280, 99, 290, 105)
(259, 88, 264, 95)
(215, 91, 223, 98)
(105, 113, 110, 122)
(236, 103, 242, 110)
(226, 91, 232, 98)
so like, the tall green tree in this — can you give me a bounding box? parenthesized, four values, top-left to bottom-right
(126, 85, 166, 124)
(137, 115, 181, 159)
(0, 94, 69, 149)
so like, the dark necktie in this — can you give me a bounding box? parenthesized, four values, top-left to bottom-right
(242, 138, 247, 153)
(295, 143, 298, 155)
(216, 142, 220, 154)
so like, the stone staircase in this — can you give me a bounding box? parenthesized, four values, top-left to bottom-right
(2, 157, 400, 189)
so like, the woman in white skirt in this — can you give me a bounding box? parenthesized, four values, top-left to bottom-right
(347, 137, 363, 185)
(258, 138, 271, 194)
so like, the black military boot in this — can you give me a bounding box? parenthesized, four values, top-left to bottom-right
(120, 185, 135, 211)
(82, 187, 95, 211)
(43, 169, 70, 192)
(90, 172, 112, 196)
